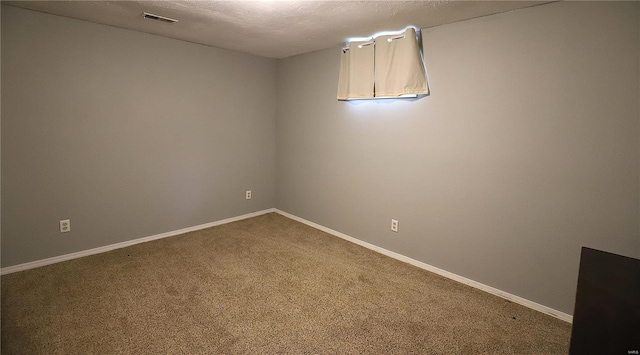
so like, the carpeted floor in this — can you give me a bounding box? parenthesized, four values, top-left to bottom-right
(1, 213, 571, 354)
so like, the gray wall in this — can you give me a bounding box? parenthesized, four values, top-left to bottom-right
(275, 1, 640, 314)
(2, 1, 639, 316)
(1, 6, 276, 267)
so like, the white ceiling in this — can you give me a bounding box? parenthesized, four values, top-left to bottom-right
(4, 1, 551, 58)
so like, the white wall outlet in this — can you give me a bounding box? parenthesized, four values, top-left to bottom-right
(246, 190, 252, 200)
(60, 219, 71, 233)
(391, 219, 399, 232)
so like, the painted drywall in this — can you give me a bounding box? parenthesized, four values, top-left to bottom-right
(275, 1, 640, 314)
(1, 5, 276, 267)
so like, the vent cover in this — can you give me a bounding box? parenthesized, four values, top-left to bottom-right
(142, 12, 178, 24)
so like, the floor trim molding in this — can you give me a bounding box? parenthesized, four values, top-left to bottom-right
(1, 208, 276, 275)
(274, 209, 573, 323)
(2, 207, 573, 323)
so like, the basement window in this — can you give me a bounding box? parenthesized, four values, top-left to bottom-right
(337, 27, 429, 101)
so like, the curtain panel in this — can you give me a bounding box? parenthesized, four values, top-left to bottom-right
(337, 41, 375, 100)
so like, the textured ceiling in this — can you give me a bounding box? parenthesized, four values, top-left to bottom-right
(4, 1, 551, 58)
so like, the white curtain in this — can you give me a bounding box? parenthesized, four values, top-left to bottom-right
(337, 27, 428, 100)
(337, 41, 374, 100)
(375, 28, 428, 97)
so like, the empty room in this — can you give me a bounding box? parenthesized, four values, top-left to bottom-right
(1, 0, 639, 353)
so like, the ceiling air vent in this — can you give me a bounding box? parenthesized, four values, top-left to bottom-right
(142, 12, 178, 24)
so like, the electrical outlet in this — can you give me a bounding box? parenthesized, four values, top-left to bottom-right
(60, 219, 71, 233)
(391, 219, 399, 232)
(246, 190, 252, 200)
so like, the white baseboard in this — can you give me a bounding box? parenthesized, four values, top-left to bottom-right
(274, 209, 573, 323)
(2, 207, 573, 323)
(0, 208, 276, 275)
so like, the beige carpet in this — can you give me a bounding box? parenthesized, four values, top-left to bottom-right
(1, 213, 570, 354)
